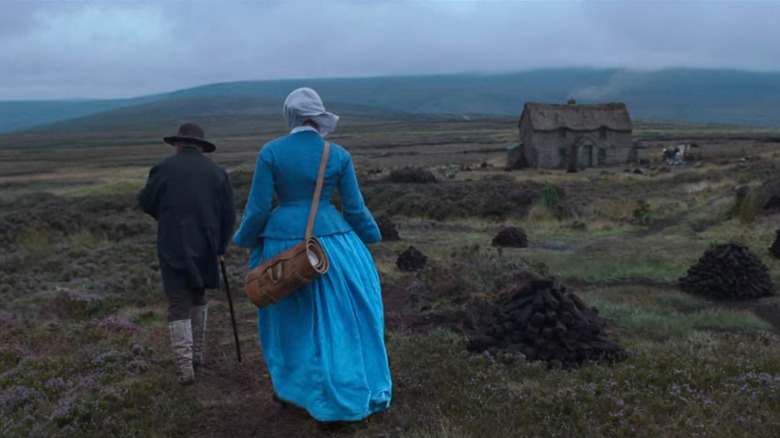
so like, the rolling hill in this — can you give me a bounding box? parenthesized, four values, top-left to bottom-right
(1, 68, 780, 135)
(0, 95, 454, 150)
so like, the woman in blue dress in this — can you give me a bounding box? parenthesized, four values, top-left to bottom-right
(233, 87, 392, 423)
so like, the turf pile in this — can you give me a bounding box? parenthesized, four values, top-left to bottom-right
(396, 246, 427, 272)
(679, 242, 775, 300)
(491, 226, 528, 248)
(468, 279, 627, 369)
(377, 215, 400, 241)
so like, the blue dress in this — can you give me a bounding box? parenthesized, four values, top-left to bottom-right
(233, 129, 392, 421)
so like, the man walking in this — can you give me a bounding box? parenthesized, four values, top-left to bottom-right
(138, 123, 236, 385)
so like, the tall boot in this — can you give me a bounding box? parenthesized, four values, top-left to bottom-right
(191, 305, 208, 374)
(168, 319, 195, 385)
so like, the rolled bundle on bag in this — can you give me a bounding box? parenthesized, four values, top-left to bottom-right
(245, 236, 330, 307)
(308, 250, 319, 265)
(307, 237, 328, 269)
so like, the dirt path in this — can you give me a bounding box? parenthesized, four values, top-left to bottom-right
(190, 301, 354, 438)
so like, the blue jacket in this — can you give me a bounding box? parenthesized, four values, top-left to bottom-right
(233, 130, 380, 253)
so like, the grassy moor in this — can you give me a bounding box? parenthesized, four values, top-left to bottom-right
(3, 95, 780, 438)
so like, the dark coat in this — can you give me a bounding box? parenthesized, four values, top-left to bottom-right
(138, 147, 236, 293)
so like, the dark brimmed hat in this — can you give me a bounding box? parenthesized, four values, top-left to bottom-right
(163, 123, 216, 153)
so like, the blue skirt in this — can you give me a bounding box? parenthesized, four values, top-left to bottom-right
(254, 231, 392, 422)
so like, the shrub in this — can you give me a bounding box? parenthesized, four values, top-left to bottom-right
(228, 168, 253, 208)
(736, 189, 760, 224)
(377, 215, 401, 241)
(364, 180, 542, 221)
(17, 230, 51, 253)
(633, 200, 652, 226)
(732, 178, 780, 224)
(541, 184, 560, 210)
(491, 227, 528, 248)
(388, 167, 437, 184)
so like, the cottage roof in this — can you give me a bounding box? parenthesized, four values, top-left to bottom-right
(520, 102, 632, 132)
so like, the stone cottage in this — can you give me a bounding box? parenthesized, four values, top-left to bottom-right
(507, 101, 633, 170)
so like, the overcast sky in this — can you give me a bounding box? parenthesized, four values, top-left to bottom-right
(1, 0, 778, 100)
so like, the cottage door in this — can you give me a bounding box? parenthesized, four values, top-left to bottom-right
(578, 144, 594, 168)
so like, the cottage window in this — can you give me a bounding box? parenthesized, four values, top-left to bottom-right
(599, 126, 607, 139)
(559, 128, 567, 139)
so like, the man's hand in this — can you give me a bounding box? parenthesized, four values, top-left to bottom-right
(219, 254, 225, 262)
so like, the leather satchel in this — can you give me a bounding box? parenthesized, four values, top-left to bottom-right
(244, 141, 331, 308)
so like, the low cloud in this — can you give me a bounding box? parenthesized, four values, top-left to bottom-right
(0, 1, 778, 99)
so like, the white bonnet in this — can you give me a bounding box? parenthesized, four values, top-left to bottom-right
(283, 87, 340, 136)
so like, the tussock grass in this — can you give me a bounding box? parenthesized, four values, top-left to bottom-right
(525, 220, 636, 240)
(351, 327, 780, 438)
(68, 229, 108, 249)
(362, 179, 541, 221)
(69, 180, 143, 198)
(585, 286, 704, 312)
(533, 249, 691, 284)
(683, 197, 735, 231)
(588, 298, 770, 339)
(17, 229, 52, 253)
(525, 202, 560, 222)
(591, 198, 644, 223)
(737, 189, 762, 224)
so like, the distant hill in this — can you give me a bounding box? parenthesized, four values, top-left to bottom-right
(20, 95, 422, 133)
(0, 96, 163, 134)
(2, 68, 780, 134)
(0, 95, 441, 149)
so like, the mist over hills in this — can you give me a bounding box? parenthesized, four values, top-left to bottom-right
(1, 68, 779, 134)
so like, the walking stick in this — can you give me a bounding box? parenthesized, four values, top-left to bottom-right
(219, 256, 242, 362)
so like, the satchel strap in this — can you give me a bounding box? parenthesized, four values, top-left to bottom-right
(305, 141, 330, 240)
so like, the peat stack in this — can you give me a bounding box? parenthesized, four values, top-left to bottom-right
(377, 215, 400, 241)
(492, 226, 528, 248)
(468, 279, 627, 369)
(396, 246, 427, 272)
(769, 230, 780, 259)
(679, 242, 775, 300)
